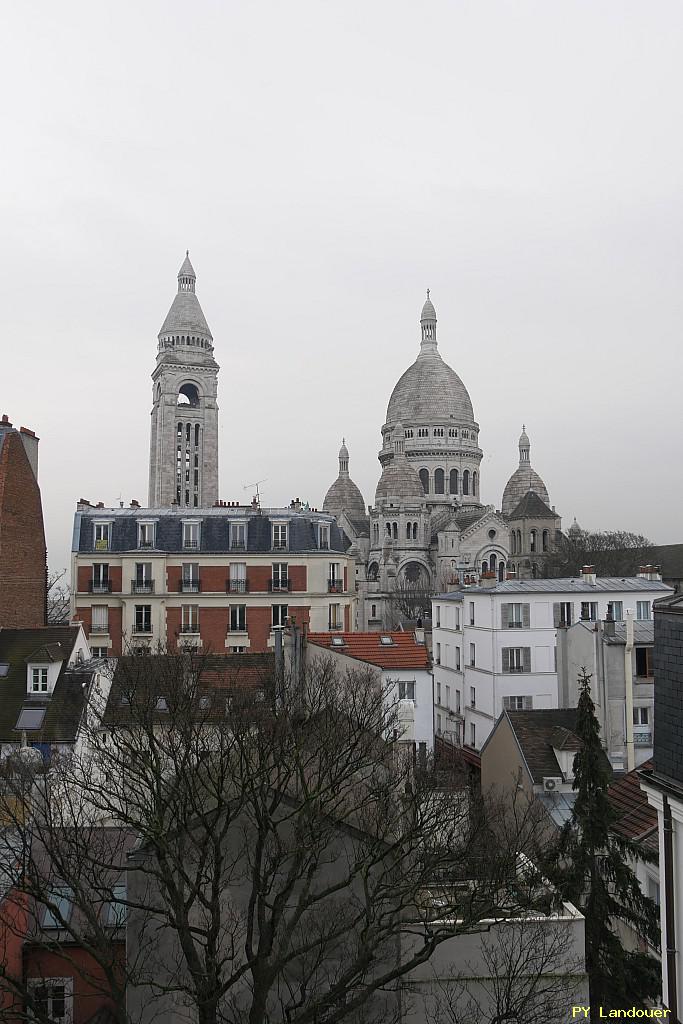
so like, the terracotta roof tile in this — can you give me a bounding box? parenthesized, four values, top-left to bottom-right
(306, 632, 429, 670)
(609, 758, 658, 852)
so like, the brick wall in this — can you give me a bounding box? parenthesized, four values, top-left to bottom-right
(0, 431, 46, 627)
(248, 566, 271, 593)
(248, 606, 272, 652)
(289, 565, 307, 592)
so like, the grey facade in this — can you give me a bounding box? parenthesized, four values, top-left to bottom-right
(148, 254, 219, 508)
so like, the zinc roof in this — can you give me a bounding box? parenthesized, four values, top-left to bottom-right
(437, 577, 673, 598)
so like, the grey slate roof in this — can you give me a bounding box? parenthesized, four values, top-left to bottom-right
(437, 577, 673, 597)
(506, 708, 581, 783)
(75, 508, 350, 555)
(0, 627, 91, 744)
(603, 622, 655, 645)
(507, 490, 557, 521)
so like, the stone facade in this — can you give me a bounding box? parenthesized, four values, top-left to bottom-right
(148, 254, 219, 508)
(0, 415, 46, 628)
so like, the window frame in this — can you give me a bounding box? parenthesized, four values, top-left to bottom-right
(27, 977, 73, 1023)
(31, 666, 49, 693)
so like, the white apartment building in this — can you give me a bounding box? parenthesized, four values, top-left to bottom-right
(432, 567, 672, 752)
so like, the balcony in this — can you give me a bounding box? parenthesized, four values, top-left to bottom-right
(90, 622, 109, 635)
(89, 580, 112, 593)
(182, 539, 200, 550)
(272, 543, 288, 552)
(319, 541, 329, 550)
(230, 540, 246, 551)
(138, 541, 154, 549)
(94, 539, 110, 552)
(180, 624, 200, 634)
(227, 579, 249, 593)
(634, 731, 653, 745)
(508, 621, 523, 629)
(269, 579, 291, 592)
(180, 580, 201, 593)
(131, 580, 155, 594)
(133, 624, 152, 634)
(227, 623, 247, 635)
(328, 579, 344, 594)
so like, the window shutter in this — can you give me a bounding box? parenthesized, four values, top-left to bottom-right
(553, 603, 561, 627)
(501, 603, 510, 629)
(523, 695, 533, 710)
(523, 648, 531, 673)
(522, 604, 530, 628)
(503, 696, 511, 710)
(502, 648, 510, 673)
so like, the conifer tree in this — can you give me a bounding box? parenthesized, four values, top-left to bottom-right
(553, 669, 660, 1008)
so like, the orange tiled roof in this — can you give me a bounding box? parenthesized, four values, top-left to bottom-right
(608, 758, 658, 852)
(306, 632, 430, 670)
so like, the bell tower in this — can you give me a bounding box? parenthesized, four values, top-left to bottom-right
(148, 253, 219, 507)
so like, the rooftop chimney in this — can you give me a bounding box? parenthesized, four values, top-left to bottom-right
(581, 565, 597, 586)
(637, 565, 662, 582)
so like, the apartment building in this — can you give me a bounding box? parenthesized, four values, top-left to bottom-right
(71, 502, 355, 655)
(432, 567, 672, 752)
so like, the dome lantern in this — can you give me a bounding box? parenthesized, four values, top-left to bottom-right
(420, 289, 437, 351)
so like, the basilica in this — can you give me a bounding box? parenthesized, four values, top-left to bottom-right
(322, 294, 562, 628)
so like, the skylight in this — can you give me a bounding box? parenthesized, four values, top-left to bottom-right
(155, 697, 169, 712)
(330, 637, 345, 647)
(0, 663, 9, 677)
(15, 707, 46, 731)
(379, 636, 394, 646)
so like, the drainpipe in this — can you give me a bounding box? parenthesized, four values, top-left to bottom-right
(625, 610, 635, 771)
(663, 796, 679, 1020)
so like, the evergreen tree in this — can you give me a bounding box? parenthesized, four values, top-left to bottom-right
(553, 669, 660, 1008)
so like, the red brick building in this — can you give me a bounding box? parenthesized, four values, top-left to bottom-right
(71, 501, 356, 655)
(0, 415, 46, 628)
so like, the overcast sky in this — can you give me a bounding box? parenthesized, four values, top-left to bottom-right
(3, 1, 682, 572)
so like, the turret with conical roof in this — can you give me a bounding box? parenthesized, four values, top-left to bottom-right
(149, 253, 220, 507)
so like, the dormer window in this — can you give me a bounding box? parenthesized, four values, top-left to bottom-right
(230, 522, 247, 551)
(138, 522, 155, 548)
(31, 667, 48, 692)
(182, 520, 201, 550)
(319, 524, 330, 550)
(93, 522, 111, 551)
(272, 523, 288, 551)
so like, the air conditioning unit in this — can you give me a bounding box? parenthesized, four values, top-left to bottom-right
(543, 777, 562, 792)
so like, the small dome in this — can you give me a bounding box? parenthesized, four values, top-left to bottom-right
(519, 425, 530, 447)
(502, 467, 549, 517)
(339, 440, 349, 460)
(375, 457, 425, 504)
(421, 292, 437, 321)
(568, 517, 582, 537)
(323, 477, 366, 519)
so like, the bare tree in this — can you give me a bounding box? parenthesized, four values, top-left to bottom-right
(46, 568, 71, 625)
(545, 529, 655, 579)
(0, 651, 567, 1024)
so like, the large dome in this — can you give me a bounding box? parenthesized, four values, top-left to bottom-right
(385, 293, 475, 426)
(386, 351, 474, 425)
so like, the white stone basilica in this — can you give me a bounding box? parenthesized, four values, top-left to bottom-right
(322, 294, 561, 628)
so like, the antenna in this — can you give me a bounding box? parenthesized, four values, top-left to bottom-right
(244, 479, 267, 506)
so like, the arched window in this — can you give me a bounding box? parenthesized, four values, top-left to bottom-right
(542, 529, 549, 552)
(532, 563, 538, 579)
(472, 471, 478, 495)
(386, 523, 392, 537)
(392, 522, 398, 541)
(406, 523, 411, 540)
(490, 553, 497, 572)
(530, 529, 537, 553)
(177, 383, 199, 407)
(413, 522, 418, 540)
(511, 532, 517, 555)
(516, 529, 522, 552)
(498, 561, 505, 582)
(482, 560, 488, 574)
(419, 469, 430, 494)
(368, 562, 379, 581)
(462, 470, 470, 496)
(449, 469, 458, 494)
(434, 468, 445, 494)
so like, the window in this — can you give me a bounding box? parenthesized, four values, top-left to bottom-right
(91, 605, 108, 633)
(462, 470, 470, 496)
(181, 562, 200, 592)
(319, 524, 330, 549)
(371, 603, 377, 619)
(455, 646, 461, 671)
(607, 601, 623, 621)
(134, 605, 152, 633)
(648, 877, 661, 906)
(272, 605, 288, 629)
(435, 642, 441, 665)
(31, 667, 48, 692)
(554, 602, 573, 627)
(469, 643, 476, 667)
(92, 563, 109, 592)
(437, 713, 443, 735)
(637, 601, 651, 621)
(15, 707, 46, 730)
(328, 604, 342, 629)
(455, 608, 460, 630)
(229, 562, 247, 593)
(272, 562, 289, 590)
(635, 647, 654, 678)
(328, 562, 342, 592)
(633, 706, 650, 726)
(455, 689, 461, 713)
(435, 605, 441, 627)
(90, 646, 108, 658)
(28, 978, 72, 1022)
(502, 647, 531, 673)
(449, 427, 458, 438)
(398, 680, 416, 701)
(530, 529, 537, 553)
(503, 695, 533, 710)
(230, 522, 247, 550)
(445, 684, 451, 709)
(434, 468, 445, 494)
(229, 605, 246, 632)
(580, 602, 598, 622)
(449, 469, 459, 494)
(419, 468, 430, 494)
(93, 521, 111, 551)
(182, 521, 201, 549)
(436, 681, 442, 704)
(138, 522, 155, 548)
(42, 887, 74, 929)
(433, 427, 444, 437)
(469, 601, 475, 626)
(181, 605, 199, 633)
(134, 562, 153, 593)
(503, 603, 529, 629)
(272, 523, 288, 550)
(470, 723, 476, 748)
(418, 427, 429, 438)
(470, 686, 476, 708)
(104, 884, 127, 927)
(542, 529, 549, 552)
